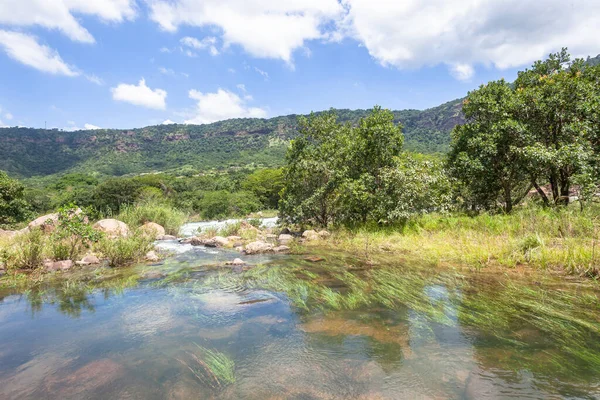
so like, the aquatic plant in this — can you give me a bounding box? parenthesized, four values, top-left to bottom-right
(178, 344, 235, 388)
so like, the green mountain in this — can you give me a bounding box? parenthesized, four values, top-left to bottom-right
(0, 99, 463, 178)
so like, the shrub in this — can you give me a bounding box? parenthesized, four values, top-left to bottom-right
(95, 229, 154, 268)
(11, 229, 47, 269)
(117, 200, 187, 236)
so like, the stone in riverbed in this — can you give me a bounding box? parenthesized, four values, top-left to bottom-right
(278, 234, 294, 244)
(273, 245, 290, 253)
(141, 270, 166, 279)
(304, 256, 325, 263)
(28, 213, 59, 233)
(77, 254, 100, 266)
(157, 234, 177, 240)
(243, 241, 274, 255)
(145, 251, 160, 262)
(140, 222, 166, 239)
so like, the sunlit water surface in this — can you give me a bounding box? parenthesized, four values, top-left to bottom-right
(1, 221, 599, 399)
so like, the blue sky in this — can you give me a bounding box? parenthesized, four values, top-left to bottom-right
(0, 0, 599, 130)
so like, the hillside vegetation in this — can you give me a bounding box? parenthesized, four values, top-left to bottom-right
(0, 100, 463, 178)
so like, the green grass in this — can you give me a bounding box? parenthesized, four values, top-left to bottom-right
(178, 344, 235, 389)
(94, 229, 154, 268)
(308, 205, 600, 276)
(117, 200, 188, 236)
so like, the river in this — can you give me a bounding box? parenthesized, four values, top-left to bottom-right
(0, 219, 599, 399)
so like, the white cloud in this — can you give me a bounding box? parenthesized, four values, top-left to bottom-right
(0, 0, 137, 43)
(159, 66, 175, 75)
(86, 74, 104, 85)
(339, 0, 600, 79)
(111, 78, 167, 110)
(185, 88, 267, 124)
(84, 123, 101, 130)
(254, 67, 269, 80)
(0, 30, 79, 76)
(162, 119, 176, 125)
(449, 63, 474, 81)
(5, 113, 13, 120)
(148, 0, 344, 64)
(159, 46, 172, 53)
(180, 36, 219, 55)
(236, 83, 246, 92)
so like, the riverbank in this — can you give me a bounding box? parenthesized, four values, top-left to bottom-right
(301, 206, 600, 277)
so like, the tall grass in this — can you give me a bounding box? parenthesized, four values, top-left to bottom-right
(314, 205, 600, 275)
(117, 200, 188, 236)
(177, 344, 235, 389)
(95, 229, 154, 268)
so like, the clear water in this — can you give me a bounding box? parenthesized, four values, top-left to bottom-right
(1, 224, 599, 399)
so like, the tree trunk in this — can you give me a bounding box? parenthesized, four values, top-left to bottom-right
(532, 180, 550, 206)
(503, 184, 513, 213)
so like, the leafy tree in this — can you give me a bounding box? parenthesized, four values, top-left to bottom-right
(93, 178, 142, 214)
(448, 80, 530, 212)
(0, 170, 30, 227)
(515, 49, 600, 205)
(241, 168, 284, 209)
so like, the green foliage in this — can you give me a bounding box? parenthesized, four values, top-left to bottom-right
(196, 190, 261, 220)
(241, 168, 284, 209)
(93, 178, 142, 214)
(50, 205, 101, 261)
(449, 49, 600, 212)
(0, 170, 30, 227)
(280, 107, 450, 226)
(117, 200, 187, 236)
(9, 229, 46, 269)
(95, 229, 154, 268)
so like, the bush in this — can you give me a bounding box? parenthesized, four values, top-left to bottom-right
(10, 229, 46, 269)
(117, 200, 187, 236)
(95, 229, 154, 268)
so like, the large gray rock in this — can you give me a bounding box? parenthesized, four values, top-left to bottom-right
(140, 222, 166, 239)
(244, 241, 274, 255)
(212, 236, 230, 247)
(92, 219, 129, 238)
(28, 213, 59, 233)
(302, 230, 319, 241)
(226, 258, 246, 266)
(76, 254, 101, 266)
(278, 234, 294, 244)
(273, 245, 290, 253)
(318, 230, 331, 239)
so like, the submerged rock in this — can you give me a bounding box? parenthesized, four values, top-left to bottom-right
(92, 219, 129, 238)
(141, 270, 166, 279)
(140, 222, 166, 239)
(244, 241, 274, 255)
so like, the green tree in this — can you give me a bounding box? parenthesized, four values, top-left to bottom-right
(241, 168, 284, 209)
(448, 80, 530, 212)
(0, 170, 30, 227)
(93, 178, 142, 214)
(515, 49, 600, 205)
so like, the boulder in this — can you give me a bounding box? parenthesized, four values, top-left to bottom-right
(265, 234, 277, 243)
(140, 222, 166, 239)
(0, 262, 5, 276)
(77, 254, 100, 266)
(0, 229, 17, 239)
(28, 213, 59, 233)
(226, 258, 246, 266)
(44, 260, 74, 271)
(157, 234, 177, 241)
(273, 245, 290, 253)
(212, 236, 230, 247)
(280, 227, 292, 235)
(278, 234, 294, 244)
(244, 241, 274, 255)
(318, 230, 331, 239)
(145, 251, 160, 262)
(302, 230, 320, 241)
(92, 219, 129, 238)
(226, 235, 242, 242)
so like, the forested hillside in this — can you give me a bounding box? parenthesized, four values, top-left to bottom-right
(0, 99, 463, 178)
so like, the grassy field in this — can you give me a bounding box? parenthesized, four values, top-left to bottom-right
(307, 205, 600, 276)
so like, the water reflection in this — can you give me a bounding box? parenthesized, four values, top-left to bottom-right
(0, 246, 600, 398)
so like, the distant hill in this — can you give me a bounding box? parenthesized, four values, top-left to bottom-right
(0, 99, 464, 178)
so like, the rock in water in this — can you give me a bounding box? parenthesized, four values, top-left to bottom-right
(226, 258, 246, 266)
(273, 245, 291, 253)
(92, 219, 130, 238)
(278, 234, 294, 244)
(141, 222, 166, 239)
(145, 251, 160, 262)
(244, 241, 274, 255)
(157, 234, 177, 241)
